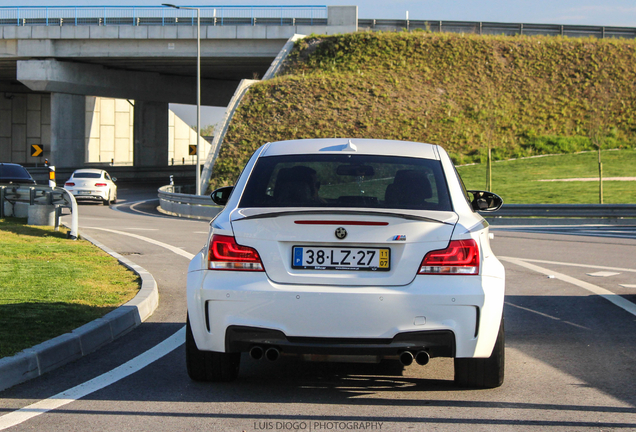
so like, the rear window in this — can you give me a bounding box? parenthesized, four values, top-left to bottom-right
(73, 172, 101, 179)
(239, 154, 452, 211)
(0, 165, 32, 179)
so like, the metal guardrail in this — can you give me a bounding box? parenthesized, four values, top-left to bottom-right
(359, 19, 636, 39)
(486, 204, 636, 218)
(158, 185, 222, 220)
(158, 184, 636, 221)
(0, 6, 327, 27)
(0, 185, 79, 239)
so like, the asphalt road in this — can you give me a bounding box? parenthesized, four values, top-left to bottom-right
(1, 185, 635, 432)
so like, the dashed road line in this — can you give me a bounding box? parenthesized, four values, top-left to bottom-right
(499, 257, 636, 274)
(500, 257, 636, 318)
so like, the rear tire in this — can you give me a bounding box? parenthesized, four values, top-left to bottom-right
(454, 317, 505, 389)
(103, 191, 110, 206)
(185, 314, 240, 382)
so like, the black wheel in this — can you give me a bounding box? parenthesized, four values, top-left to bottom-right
(103, 191, 110, 206)
(454, 317, 505, 389)
(111, 191, 117, 204)
(185, 314, 240, 382)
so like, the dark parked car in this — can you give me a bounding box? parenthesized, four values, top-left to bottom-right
(0, 163, 37, 185)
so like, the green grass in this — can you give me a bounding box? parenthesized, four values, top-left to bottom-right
(209, 31, 636, 191)
(456, 149, 636, 203)
(0, 219, 140, 358)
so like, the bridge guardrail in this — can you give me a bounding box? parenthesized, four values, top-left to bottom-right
(359, 19, 636, 39)
(0, 184, 79, 239)
(0, 6, 328, 27)
(158, 185, 222, 220)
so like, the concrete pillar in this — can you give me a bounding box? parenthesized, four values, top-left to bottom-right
(134, 101, 169, 167)
(50, 93, 86, 168)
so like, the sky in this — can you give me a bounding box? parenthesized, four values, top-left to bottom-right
(3, 1, 635, 27)
(4, 1, 634, 127)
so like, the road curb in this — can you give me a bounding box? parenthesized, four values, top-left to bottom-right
(0, 229, 159, 392)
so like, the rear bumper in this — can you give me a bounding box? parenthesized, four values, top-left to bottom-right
(187, 251, 505, 359)
(226, 325, 455, 358)
(66, 189, 108, 200)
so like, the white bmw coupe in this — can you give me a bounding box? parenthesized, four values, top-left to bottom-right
(186, 138, 505, 388)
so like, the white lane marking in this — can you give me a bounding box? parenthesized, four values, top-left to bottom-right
(505, 302, 591, 330)
(587, 271, 621, 277)
(499, 256, 636, 274)
(0, 327, 185, 431)
(620, 284, 636, 289)
(83, 227, 195, 260)
(130, 200, 158, 215)
(501, 257, 636, 318)
(111, 198, 156, 210)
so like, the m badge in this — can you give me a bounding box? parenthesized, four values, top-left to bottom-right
(335, 227, 347, 240)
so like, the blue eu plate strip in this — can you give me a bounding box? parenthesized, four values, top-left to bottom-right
(293, 247, 303, 266)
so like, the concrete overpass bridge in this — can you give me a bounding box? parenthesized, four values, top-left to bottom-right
(0, 5, 357, 178)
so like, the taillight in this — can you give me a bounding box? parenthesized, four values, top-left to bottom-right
(208, 234, 264, 271)
(418, 239, 480, 275)
(95, 183, 108, 187)
(65, 182, 75, 186)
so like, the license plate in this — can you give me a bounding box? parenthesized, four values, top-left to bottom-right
(77, 191, 91, 195)
(292, 246, 390, 271)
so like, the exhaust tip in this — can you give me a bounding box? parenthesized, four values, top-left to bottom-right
(415, 350, 430, 366)
(249, 346, 264, 360)
(265, 347, 280, 361)
(399, 351, 414, 366)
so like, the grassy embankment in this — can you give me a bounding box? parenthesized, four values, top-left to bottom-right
(208, 31, 636, 203)
(0, 219, 140, 358)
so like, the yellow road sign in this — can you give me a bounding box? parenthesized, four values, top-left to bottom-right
(189, 145, 197, 156)
(31, 144, 43, 157)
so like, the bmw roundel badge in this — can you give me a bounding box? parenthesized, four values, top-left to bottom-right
(335, 227, 347, 240)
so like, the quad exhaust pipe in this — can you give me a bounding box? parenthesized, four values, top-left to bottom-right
(249, 345, 264, 360)
(249, 345, 280, 361)
(265, 347, 280, 361)
(399, 350, 430, 366)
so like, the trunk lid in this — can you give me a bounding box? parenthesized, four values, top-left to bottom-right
(230, 208, 457, 286)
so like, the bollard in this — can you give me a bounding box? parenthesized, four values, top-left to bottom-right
(29, 187, 36, 205)
(170, 175, 174, 186)
(48, 166, 56, 188)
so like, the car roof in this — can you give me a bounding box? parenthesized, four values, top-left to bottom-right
(260, 138, 440, 159)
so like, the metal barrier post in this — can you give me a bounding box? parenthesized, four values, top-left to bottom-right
(59, 188, 79, 240)
(30, 187, 36, 205)
(0, 186, 5, 218)
(54, 205, 61, 231)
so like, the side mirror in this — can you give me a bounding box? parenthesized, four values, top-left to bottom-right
(111, 177, 117, 182)
(467, 190, 503, 212)
(210, 186, 234, 206)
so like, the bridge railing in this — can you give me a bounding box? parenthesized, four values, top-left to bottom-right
(0, 6, 328, 27)
(359, 19, 636, 39)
